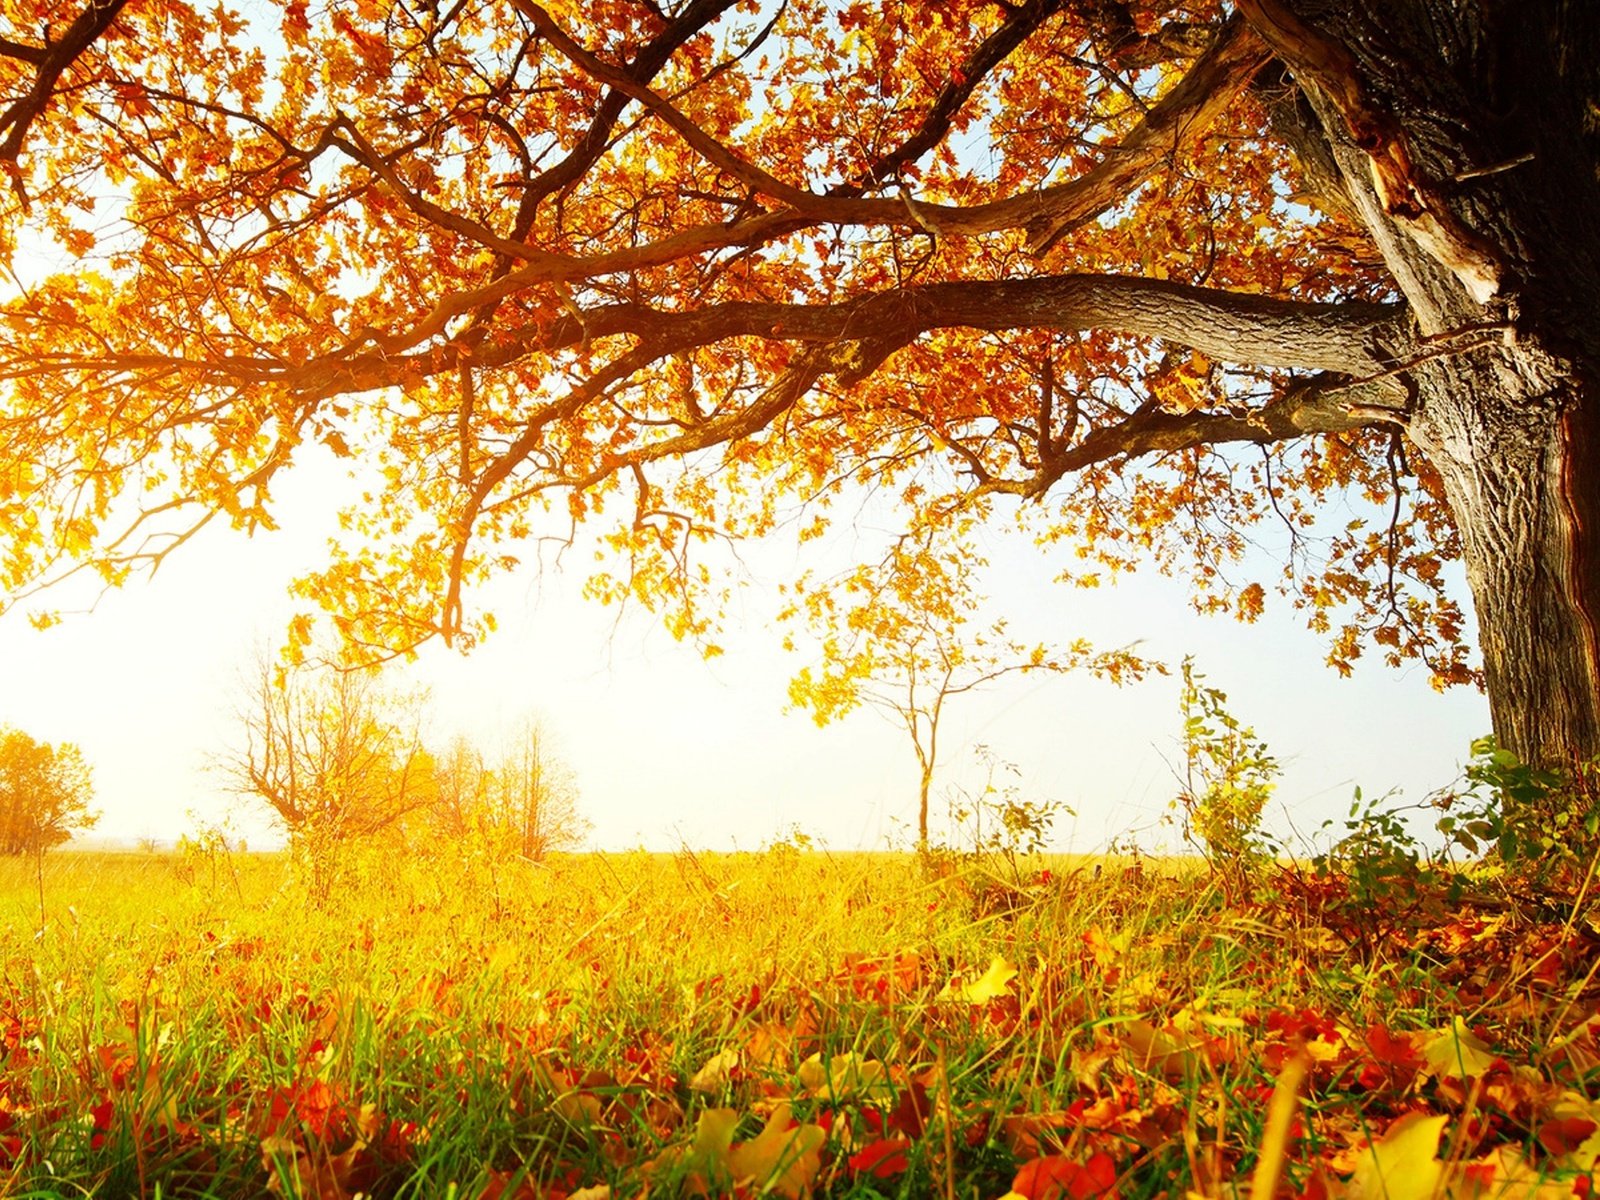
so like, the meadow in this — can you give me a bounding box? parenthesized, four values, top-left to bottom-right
(1, 844, 1597, 1199)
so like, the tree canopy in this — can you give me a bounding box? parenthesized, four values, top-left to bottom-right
(0, 726, 96, 855)
(1, 1, 1597, 762)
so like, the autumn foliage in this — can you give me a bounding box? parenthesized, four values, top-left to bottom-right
(0, 0, 1472, 676)
(5, 5, 1600, 1194)
(5, 0, 1600, 764)
(0, 725, 95, 855)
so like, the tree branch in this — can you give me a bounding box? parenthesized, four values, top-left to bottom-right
(480, 275, 1405, 379)
(1235, 0, 1503, 302)
(833, 0, 1073, 197)
(1004, 372, 1404, 499)
(503, 0, 742, 230)
(0, 0, 131, 199)
(5, 275, 1406, 402)
(500, 9, 1270, 248)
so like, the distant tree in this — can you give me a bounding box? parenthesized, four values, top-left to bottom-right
(430, 733, 490, 842)
(0, 726, 96, 855)
(226, 654, 436, 897)
(787, 541, 1150, 850)
(427, 720, 586, 860)
(490, 720, 587, 860)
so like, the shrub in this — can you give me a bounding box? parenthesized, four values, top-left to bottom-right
(1174, 658, 1278, 890)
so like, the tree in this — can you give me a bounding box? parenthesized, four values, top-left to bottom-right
(490, 719, 587, 859)
(1, 2, 1597, 766)
(227, 654, 435, 894)
(430, 733, 491, 842)
(0, 726, 96, 855)
(428, 720, 586, 858)
(788, 540, 1147, 848)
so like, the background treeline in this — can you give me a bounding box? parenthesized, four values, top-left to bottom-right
(217, 653, 587, 899)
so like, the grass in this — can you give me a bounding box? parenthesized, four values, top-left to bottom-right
(1, 845, 1597, 1198)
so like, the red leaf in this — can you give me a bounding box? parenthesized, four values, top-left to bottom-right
(1537, 1116, 1597, 1156)
(887, 1080, 931, 1138)
(1362, 1024, 1420, 1068)
(848, 1137, 912, 1178)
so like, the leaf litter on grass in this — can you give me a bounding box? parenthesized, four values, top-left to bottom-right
(2, 851, 1599, 1198)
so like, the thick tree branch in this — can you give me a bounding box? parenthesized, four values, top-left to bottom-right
(0, 0, 130, 195)
(501, 9, 1270, 248)
(481, 275, 1406, 379)
(1023, 13, 1272, 253)
(1002, 373, 1403, 498)
(429, 283, 1410, 611)
(0, 37, 47, 66)
(1235, 0, 1504, 302)
(1253, 61, 1357, 221)
(4, 275, 1407, 399)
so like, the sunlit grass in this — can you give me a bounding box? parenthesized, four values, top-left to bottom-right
(1, 847, 1595, 1197)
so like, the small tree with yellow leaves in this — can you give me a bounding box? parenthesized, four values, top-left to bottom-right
(788, 538, 1150, 851)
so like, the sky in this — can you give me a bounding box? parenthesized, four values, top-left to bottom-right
(0, 435, 1491, 855)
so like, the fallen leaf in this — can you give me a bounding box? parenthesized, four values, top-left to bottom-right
(1453, 1146, 1583, 1199)
(1348, 1112, 1446, 1200)
(1420, 1019, 1501, 1081)
(942, 956, 1019, 1004)
(690, 1047, 741, 1094)
(1010, 1150, 1118, 1199)
(744, 1023, 796, 1072)
(797, 1052, 893, 1102)
(1122, 1019, 1202, 1078)
(728, 1103, 826, 1199)
(847, 1136, 911, 1179)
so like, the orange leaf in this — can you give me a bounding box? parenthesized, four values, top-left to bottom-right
(1011, 1151, 1118, 1199)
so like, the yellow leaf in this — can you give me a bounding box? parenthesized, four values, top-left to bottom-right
(690, 1048, 741, 1094)
(727, 1103, 826, 1199)
(796, 1052, 893, 1102)
(1450, 1146, 1583, 1199)
(648, 1107, 738, 1193)
(1123, 1019, 1203, 1078)
(941, 956, 1018, 1004)
(689, 1107, 740, 1163)
(1349, 1112, 1446, 1200)
(1420, 1019, 1500, 1080)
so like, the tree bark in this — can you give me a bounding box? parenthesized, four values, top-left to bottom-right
(1255, 0, 1600, 764)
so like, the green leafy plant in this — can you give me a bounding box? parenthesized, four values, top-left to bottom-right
(1310, 787, 1459, 958)
(941, 746, 1067, 870)
(1174, 658, 1279, 891)
(1433, 736, 1600, 892)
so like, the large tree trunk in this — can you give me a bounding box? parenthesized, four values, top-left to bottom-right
(1415, 356, 1599, 766)
(1261, 0, 1600, 765)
